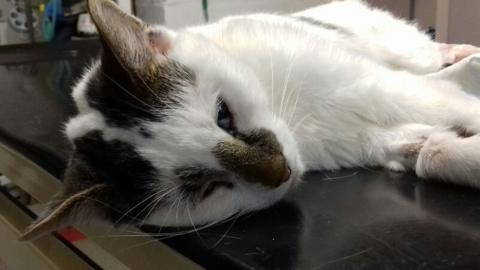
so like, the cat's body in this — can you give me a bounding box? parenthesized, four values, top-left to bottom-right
(21, 0, 480, 239)
(188, 1, 480, 178)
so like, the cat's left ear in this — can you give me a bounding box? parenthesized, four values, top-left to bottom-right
(19, 184, 107, 241)
(19, 158, 110, 241)
(88, 0, 172, 76)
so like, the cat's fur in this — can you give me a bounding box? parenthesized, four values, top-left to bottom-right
(21, 0, 480, 239)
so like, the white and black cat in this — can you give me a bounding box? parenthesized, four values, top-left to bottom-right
(21, 0, 480, 239)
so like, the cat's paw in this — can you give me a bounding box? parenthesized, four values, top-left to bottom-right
(385, 160, 406, 172)
(440, 43, 480, 67)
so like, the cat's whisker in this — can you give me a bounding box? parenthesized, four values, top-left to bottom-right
(124, 101, 159, 115)
(96, 210, 244, 242)
(174, 191, 184, 227)
(269, 50, 275, 113)
(127, 196, 163, 227)
(322, 171, 359, 181)
(143, 193, 180, 236)
(278, 53, 296, 118)
(73, 195, 154, 238)
(78, 196, 129, 220)
(211, 211, 240, 248)
(286, 71, 311, 128)
(292, 113, 314, 134)
(287, 87, 303, 128)
(162, 194, 180, 227)
(113, 187, 169, 227)
(95, 72, 157, 116)
(137, 197, 166, 227)
(139, 208, 243, 236)
(138, 77, 164, 102)
(138, 186, 179, 227)
(284, 81, 307, 128)
(186, 201, 208, 245)
(280, 87, 296, 123)
(98, 204, 190, 240)
(118, 238, 161, 253)
(101, 72, 158, 111)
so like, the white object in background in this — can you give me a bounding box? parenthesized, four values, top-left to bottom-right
(116, 0, 132, 14)
(135, 0, 204, 29)
(208, 0, 329, 21)
(77, 13, 97, 35)
(430, 54, 480, 94)
(8, 5, 39, 32)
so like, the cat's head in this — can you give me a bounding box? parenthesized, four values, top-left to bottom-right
(21, 0, 304, 240)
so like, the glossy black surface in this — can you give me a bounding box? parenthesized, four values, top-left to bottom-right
(2, 42, 480, 270)
(154, 170, 480, 269)
(0, 40, 100, 177)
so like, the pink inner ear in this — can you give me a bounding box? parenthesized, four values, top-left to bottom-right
(149, 32, 170, 55)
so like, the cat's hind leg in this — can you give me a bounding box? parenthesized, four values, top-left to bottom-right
(415, 130, 480, 188)
(295, 0, 444, 74)
(375, 124, 480, 188)
(297, 0, 480, 74)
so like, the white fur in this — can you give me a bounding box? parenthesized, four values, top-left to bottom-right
(293, 0, 443, 73)
(71, 61, 100, 114)
(67, 0, 480, 227)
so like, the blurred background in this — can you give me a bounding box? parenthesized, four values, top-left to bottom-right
(0, 0, 478, 46)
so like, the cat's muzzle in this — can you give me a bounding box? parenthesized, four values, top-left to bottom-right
(213, 128, 292, 188)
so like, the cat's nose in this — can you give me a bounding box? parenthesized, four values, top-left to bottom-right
(213, 128, 291, 188)
(282, 163, 292, 184)
(262, 156, 291, 188)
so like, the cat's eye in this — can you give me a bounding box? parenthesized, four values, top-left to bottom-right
(217, 100, 235, 133)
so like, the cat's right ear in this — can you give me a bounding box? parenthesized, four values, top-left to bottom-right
(87, 0, 173, 77)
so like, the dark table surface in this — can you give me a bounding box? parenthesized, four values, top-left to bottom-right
(2, 41, 480, 270)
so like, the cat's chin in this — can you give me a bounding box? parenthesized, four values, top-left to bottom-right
(143, 177, 296, 228)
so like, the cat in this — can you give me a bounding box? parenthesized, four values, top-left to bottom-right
(21, 0, 480, 240)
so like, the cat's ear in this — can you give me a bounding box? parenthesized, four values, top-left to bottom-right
(19, 161, 109, 241)
(87, 0, 172, 76)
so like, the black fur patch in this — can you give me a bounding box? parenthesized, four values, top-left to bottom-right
(294, 16, 352, 35)
(69, 130, 161, 223)
(85, 48, 194, 129)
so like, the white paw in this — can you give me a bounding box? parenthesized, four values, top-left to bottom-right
(385, 160, 406, 172)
